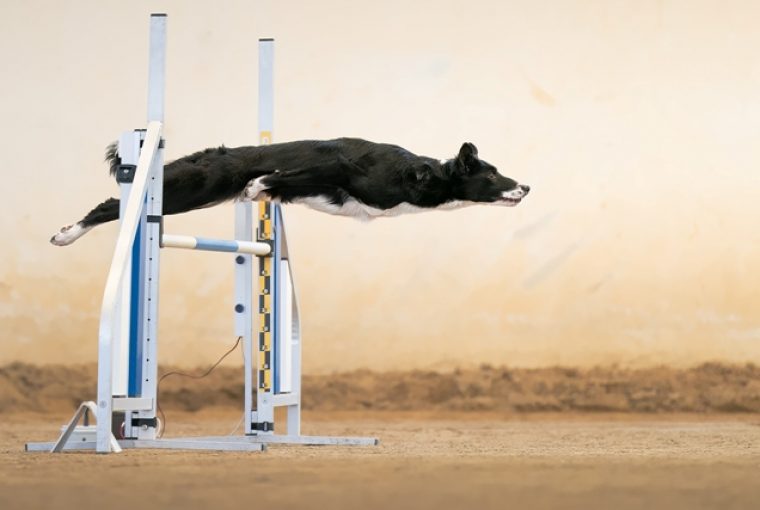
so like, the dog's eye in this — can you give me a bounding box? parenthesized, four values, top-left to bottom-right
(488, 173, 497, 181)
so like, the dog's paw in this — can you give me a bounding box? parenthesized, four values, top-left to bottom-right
(50, 223, 88, 246)
(243, 176, 269, 201)
(51, 225, 74, 246)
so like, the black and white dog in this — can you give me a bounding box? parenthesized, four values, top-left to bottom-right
(51, 138, 530, 245)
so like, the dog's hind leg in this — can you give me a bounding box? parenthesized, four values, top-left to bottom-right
(50, 197, 119, 246)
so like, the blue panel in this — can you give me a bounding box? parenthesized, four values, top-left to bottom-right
(194, 237, 239, 252)
(128, 220, 145, 397)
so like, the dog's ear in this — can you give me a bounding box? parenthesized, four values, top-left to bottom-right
(454, 142, 479, 175)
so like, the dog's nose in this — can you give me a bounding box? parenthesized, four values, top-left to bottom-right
(519, 184, 531, 195)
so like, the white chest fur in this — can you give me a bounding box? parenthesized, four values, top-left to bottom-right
(292, 195, 473, 220)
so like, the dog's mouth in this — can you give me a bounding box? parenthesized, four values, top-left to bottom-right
(497, 196, 522, 207)
(496, 185, 529, 207)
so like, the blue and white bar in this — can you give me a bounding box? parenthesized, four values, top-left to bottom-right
(161, 234, 271, 256)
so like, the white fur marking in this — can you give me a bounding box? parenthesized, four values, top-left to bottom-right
(501, 186, 525, 198)
(293, 196, 477, 220)
(502, 188, 525, 200)
(50, 223, 93, 246)
(497, 186, 527, 207)
(243, 176, 269, 201)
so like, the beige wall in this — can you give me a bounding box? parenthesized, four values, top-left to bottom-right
(1, 0, 759, 371)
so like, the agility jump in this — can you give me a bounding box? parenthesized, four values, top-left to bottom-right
(27, 14, 377, 453)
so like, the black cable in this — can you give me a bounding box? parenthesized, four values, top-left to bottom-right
(156, 336, 242, 438)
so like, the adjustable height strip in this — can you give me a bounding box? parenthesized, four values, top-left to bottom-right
(257, 201, 274, 393)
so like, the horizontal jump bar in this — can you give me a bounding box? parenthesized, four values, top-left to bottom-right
(161, 234, 271, 256)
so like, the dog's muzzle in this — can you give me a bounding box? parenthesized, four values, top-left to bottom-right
(499, 184, 530, 206)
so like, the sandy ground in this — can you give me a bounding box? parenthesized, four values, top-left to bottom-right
(2, 410, 760, 510)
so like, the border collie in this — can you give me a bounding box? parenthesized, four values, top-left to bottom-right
(51, 138, 530, 245)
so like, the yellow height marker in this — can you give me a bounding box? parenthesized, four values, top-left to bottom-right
(257, 200, 273, 391)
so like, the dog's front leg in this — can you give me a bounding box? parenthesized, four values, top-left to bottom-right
(243, 162, 354, 202)
(243, 175, 272, 201)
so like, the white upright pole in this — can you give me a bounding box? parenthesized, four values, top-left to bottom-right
(136, 13, 167, 441)
(236, 182, 254, 434)
(147, 15, 166, 123)
(258, 39, 274, 146)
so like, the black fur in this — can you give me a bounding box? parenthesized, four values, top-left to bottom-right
(73, 138, 528, 230)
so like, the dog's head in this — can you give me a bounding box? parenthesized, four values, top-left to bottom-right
(445, 143, 530, 207)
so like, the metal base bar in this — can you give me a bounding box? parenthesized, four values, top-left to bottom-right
(25, 436, 266, 453)
(51, 402, 121, 453)
(26, 432, 378, 452)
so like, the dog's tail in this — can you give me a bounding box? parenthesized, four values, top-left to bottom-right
(105, 141, 120, 179)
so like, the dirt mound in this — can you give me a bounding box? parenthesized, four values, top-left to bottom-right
(2, 362, 760, 414)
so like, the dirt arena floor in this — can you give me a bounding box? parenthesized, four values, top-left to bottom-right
(1, 411, 759, 510)
(2, 364, 760, 509)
